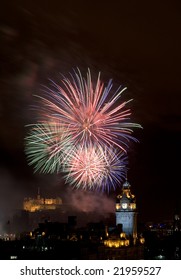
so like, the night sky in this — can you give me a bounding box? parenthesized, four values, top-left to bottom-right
(0, 1, 181, 230)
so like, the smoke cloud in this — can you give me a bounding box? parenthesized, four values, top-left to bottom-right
(66, 188, 115, 214)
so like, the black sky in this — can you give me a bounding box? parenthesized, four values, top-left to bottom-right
(0, 0, 181, 227)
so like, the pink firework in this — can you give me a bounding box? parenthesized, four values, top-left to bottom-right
(38, 68, 141, 152)
(63, 144, 128, 191)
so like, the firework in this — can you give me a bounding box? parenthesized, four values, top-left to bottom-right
(37, 68, 141, 152)
(24, 122, 72, 173)
(100, 147, 128, 191)
(63, 144, 128, 191)
(25, 68, 141, 191)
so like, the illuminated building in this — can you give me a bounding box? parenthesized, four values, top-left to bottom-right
(23, 190, 62, 212)
(101, 180, 144, 259)
(104, 232, 130, 248)
(104, 179, 138, 249)
(115, 179, 137, 240)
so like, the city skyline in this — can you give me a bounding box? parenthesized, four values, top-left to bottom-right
(0, 1, 181, 231)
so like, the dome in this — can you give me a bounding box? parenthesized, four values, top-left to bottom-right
(122, 180, 131, 189)
(116, 179, 136, 204)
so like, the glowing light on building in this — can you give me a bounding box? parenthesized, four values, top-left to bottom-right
(104, 235, 130, 248)
(23, 194, 62, 212)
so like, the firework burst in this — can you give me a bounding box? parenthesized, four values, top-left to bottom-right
(63, 144, 128, 191)
(37, 68, 141, 152)
(25, 122, 72, 173)
(25, 68, 141, 191)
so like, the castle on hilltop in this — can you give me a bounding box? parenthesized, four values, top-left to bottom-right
(23, 189, 62, 212)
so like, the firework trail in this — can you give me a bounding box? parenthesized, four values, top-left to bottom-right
(63, 144, 128, 191)
(25, 68, 141, 190)
(25, 122, 72, 173)
(37, 68, 141, 152)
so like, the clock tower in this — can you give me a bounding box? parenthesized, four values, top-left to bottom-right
(116, 179, 137, 240)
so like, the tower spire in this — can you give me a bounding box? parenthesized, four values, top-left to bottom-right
(116, 175, 137, 239)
